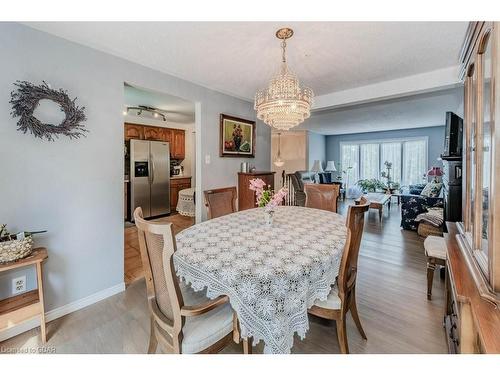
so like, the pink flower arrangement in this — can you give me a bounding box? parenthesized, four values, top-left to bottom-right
(249, 178, 288, 211)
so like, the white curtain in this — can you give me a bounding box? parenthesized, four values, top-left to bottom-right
(403, 140, 427, 185)
(341, 144, 359, 188)
(360, 143, 379, 180)
(381, 142, 402, 183)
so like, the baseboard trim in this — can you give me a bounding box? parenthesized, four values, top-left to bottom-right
(0, 282, 125, 342)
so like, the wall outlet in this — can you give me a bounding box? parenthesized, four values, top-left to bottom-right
(12, 275, 26, 295)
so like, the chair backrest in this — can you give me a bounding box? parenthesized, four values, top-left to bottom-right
(134, 207, 183, 325)
(304, 183, 340, 212)
(204, 186, 237, 219)
(337, 198, 370, 298)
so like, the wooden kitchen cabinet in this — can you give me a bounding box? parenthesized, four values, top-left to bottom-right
(170, 177, 191, 211)
(124, 123, 185, 160)
(172, 130, 185, 159)
(143, 126, 163, 141)
(161, 128, 173, 144)
(124, 123, 144, 140)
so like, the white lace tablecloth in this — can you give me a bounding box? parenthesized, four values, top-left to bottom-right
(174, 206, 347, 354)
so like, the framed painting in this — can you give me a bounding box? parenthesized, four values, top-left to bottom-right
(219, 114, 256, 158)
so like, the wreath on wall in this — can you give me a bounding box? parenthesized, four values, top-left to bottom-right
(10, 81, 87, 141)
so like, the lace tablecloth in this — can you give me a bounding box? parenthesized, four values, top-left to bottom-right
(176, 188, 195, 217)
(174, 206, 347, 353)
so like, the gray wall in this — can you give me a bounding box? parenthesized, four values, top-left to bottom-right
(325, 125, 445, 172)
(0, 23, 270, 306)
(307, 131, 326, 170)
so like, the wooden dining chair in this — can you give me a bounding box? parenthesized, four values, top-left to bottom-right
(204, 186, 237, 219)
(308, 198, 370, 354)
(304, 183, 340, 212)
(134, 207, 238, 354)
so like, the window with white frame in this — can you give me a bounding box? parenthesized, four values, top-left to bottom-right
(340, 137, 427, 188)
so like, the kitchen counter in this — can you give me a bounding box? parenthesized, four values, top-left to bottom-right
(170, 176, 191, 180)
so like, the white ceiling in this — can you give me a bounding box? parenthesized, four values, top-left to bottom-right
(124, 84, 195, 124)
(25, 22, 468, 101)
(300, 87, 463, 135)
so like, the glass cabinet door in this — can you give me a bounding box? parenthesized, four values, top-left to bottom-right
(481, 32, 492, 261)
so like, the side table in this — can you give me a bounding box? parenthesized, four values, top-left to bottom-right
(0, 247, 48, 343)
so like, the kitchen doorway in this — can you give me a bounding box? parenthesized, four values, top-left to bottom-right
(122, 83, 197, 286)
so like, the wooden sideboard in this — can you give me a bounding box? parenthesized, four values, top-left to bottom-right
(170, 177, 192, 212)
(124, 123, 185, 160)
(237, 171, 275, 211)
(444, 222, 500, 353)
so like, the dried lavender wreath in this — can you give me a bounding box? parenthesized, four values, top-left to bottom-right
(10, 80, 87, 141)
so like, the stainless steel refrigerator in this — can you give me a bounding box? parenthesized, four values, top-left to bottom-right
(130, 139, 170, 219)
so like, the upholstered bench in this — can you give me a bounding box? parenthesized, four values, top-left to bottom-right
(423, 236, 447, 300)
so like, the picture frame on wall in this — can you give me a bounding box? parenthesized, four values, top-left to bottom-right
(219, 114, 256, 158)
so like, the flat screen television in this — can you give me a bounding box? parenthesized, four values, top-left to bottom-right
(443, 111, 463, 158)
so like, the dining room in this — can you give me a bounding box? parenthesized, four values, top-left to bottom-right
(3, 5, 500, 375)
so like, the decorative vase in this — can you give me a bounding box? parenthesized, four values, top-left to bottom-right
(265, 210, 274, 227)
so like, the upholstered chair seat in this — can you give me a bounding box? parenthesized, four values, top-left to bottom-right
(423, 236, 446, 259)
(180, 283, 234, 353)
(423, 235, 447, 300)
(313, 285, 341, 310)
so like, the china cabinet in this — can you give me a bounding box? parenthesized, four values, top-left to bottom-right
(456, 21, 500, 303)
(444, 21, 500, 354)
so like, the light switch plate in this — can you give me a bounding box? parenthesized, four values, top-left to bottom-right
(205, 154, 211, 164)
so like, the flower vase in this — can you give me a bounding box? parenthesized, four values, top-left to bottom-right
(265, 210, 274, 227)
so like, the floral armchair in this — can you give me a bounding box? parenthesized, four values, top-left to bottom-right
(400, 184, 444, 231)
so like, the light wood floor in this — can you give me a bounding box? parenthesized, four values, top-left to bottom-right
(1, 201, 447, 353)
(124, 214, 194, 285)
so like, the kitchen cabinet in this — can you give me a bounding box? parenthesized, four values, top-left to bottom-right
(162, 128, 173, 144)
(124, 124, 144, 140)
(170, 177, 191, 212)
(143, 126, 163, 141)
(172, 130, 185, 159)
(123, 123, 186, 160)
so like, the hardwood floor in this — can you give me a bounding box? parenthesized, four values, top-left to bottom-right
(124, 214, 194, 285)
(1, 200, 447, 353)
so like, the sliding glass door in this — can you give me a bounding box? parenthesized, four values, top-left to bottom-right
(360, 144, 380, 179)
(340, 137, 427, 189)
(402, 139, 427, 185)
(340, 144, 359, 190)
(380, 142, 402, 183)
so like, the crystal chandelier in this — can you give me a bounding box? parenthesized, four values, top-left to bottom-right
(255, 28, 314, 131)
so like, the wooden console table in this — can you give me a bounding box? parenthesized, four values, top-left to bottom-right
(0, 248, 48, 343)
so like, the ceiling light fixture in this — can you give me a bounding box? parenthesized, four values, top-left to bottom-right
(273, 132, 285, 167)
(255, 28, 314, 131)
(123, 105, 167, 122)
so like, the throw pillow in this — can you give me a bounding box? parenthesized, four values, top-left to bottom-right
(420, 182, 443, 198)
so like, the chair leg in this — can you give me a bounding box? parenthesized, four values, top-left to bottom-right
(336, 317, 349, 354)
(350, 290, 367, 340)
(427, 259, 436, 300)
(148, 318, 158, 354)
(242, 337, 253, 354)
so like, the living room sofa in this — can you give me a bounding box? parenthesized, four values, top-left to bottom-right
(400, 184, 444, 231)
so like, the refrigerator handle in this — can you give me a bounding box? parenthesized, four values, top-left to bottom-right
(151, 153, 155, 184)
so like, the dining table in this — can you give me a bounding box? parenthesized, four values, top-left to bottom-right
(174, 205, 347, 354)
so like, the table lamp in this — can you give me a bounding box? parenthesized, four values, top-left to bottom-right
(311, 160, 323, 183)
(427, 167, 443, 182)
